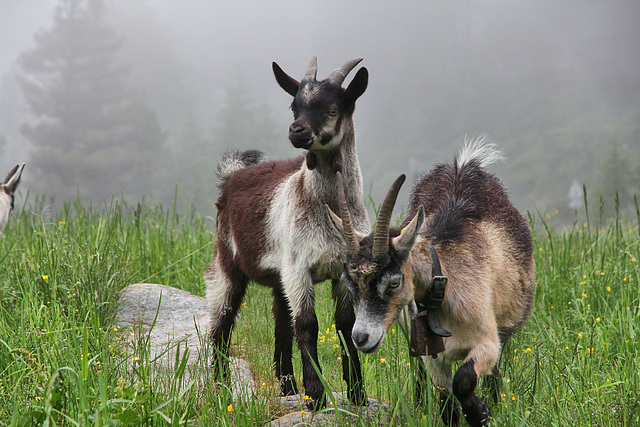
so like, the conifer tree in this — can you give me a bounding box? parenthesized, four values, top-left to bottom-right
(19, 0, 168, 204)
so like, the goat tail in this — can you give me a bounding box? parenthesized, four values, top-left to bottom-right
(216, 150, 265, 190)
(457, 135, 505, 169)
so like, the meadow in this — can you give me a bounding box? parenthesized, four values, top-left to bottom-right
(0, 194, 638, 426)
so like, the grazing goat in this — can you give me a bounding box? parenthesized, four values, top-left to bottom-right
(0, 164, 25, 236)
(205, 57, 370, 407)
(328, 139, 535, 426)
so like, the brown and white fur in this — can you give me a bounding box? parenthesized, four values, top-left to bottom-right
(205, 58, 370, 407)
(328, 138, 535, 426)
(0, 164, 25, 236)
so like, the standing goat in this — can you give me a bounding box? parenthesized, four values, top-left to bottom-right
(328, 139, 535, 426)
(205, 57, 370, 407)
(0, 164, 25, 236)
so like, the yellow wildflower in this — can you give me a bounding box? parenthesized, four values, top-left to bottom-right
(227, 404, 234, 412)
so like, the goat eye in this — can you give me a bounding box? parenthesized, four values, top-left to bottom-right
(328, 108, 338, 116)
(388, 280, 400, 289)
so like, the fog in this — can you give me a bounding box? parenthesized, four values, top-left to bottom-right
(1, 0, 639, 223)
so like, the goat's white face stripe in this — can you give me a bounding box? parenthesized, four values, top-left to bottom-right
(300, 84, 320, 104)
(309, 115, 347, 151)
(352, 306, 386, 352)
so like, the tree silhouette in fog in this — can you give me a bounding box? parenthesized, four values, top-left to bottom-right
(18, 0, 168, 204)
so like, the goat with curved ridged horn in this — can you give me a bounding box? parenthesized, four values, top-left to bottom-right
(326, 172, 359, 255)
(208, 57, 370, 410)
(327, 58, 363, 85)
(371, 174, 406, 258)
(303, 56, 318, 81)
(331, 138, 536, 427)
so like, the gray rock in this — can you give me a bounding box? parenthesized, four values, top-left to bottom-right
(270, 392, 392, 426)
(115, 283, 255, 399)
(115, 283, 393, 426)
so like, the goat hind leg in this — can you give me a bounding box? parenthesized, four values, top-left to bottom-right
(272, 287, 298, 396)
(206, 262, 248, 380)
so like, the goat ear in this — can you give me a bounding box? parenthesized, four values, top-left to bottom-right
(344, 67, 368, 106)
(392, 205, 425, 261)
(4, 165, 20, 184)
(5, 164, 24, 193)
(273, 62, 300, 97)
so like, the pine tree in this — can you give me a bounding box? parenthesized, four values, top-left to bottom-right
(18, 0, 168, 204)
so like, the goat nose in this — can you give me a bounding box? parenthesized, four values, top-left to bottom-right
(352, 330, 369, 348)
(289, 123, 305, 134)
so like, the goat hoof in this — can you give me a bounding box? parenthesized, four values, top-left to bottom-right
(348, 388, 368, 406)
(303, 385, 327, 411)
(306, 394, 327, 411)
(462, 396, 491, 427)
(279, 376, 298, 396)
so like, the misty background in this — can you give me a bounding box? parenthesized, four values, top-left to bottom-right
(1, 0, 639, 225)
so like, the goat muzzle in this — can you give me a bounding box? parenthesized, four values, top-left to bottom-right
(288, 123, 314, 149)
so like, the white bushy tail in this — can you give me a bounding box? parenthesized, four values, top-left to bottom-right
(457, 135, 505, 168)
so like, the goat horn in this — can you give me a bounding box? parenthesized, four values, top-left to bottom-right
(372, 174, 406, 258)
(304, 56, 318, 81)
(327, 58, 363, 86)
(336, 172, 359, 254)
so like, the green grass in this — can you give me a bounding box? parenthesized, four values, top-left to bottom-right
(0, 195, 639, 426)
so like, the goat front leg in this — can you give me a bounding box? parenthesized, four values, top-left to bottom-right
(452, 337, 499, 427)
(332, 279, 365, 405)
(272, 287, 298, 396)
(283, 269, 325, 409)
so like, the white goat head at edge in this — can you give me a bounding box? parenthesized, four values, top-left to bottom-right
(0, 164, 25, 235)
